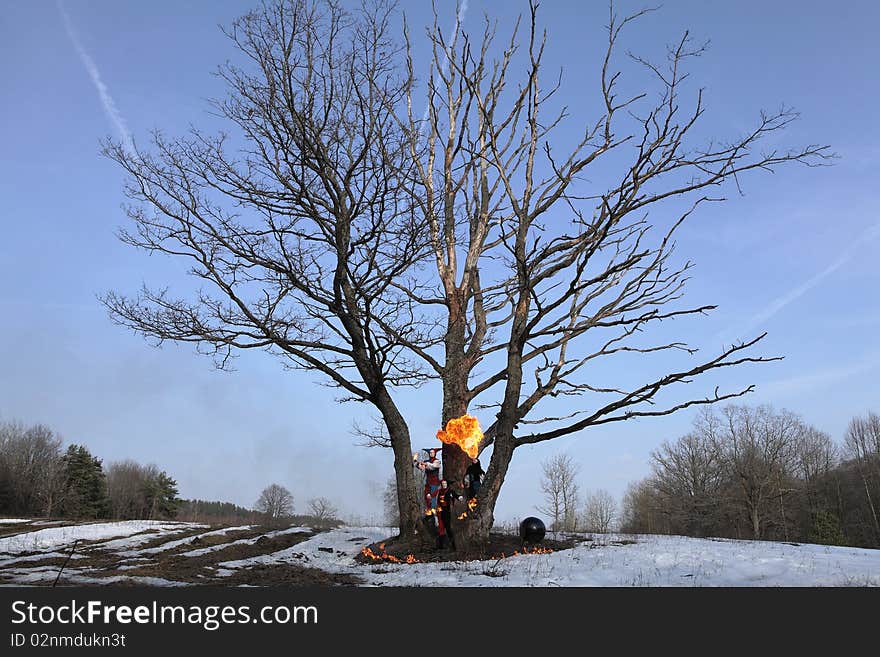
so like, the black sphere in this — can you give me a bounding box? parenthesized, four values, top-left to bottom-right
(520, 516, 546, 543)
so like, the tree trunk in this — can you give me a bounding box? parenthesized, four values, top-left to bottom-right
(438, 295, 481, 549)
(391, 445, 422, 540)
(453, 292, 531, 550)
(859, 473, 880, 543)
(750, 506, 761, 540)
(440, 296, 472, 488)
(374, 390, 422, 540)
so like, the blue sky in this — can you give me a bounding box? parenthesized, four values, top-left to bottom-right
(1, 1, 878, 524)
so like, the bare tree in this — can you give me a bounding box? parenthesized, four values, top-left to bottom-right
(306, 497, 340, 527)
(382, 475, 400, 527)
(101, 0, 433, 538)
(622, 406, 880, 547)
(844, 413, 880, 542)
(105, 460, 179, 520)
(794, 426, 839, 483)
(650, 426, 724, 536)
(619, 479, 663, 534)
(707, 405, 800, 539)
(791, 425, 837, 531)
(394, 1, 830, 548)
(536, 453, 580, 530)
(106, 460, 147, 519)
(0, 421, 65, 516)
(255, 483, 294, 526)
(100, 0, 830, 549)
(583, 489, 617, 533)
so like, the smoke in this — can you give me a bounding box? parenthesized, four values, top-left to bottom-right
(57, 1, 134, 153)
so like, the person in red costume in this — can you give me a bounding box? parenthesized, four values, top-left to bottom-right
(417, 448, 442, 512)
(436, 479, 464, 549)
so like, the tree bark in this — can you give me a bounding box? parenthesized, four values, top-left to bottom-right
(374, 389, 422, 540)
(750, 506, 761, 540)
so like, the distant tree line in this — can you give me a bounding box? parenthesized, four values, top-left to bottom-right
(179, 487, 342, 530)
(176, 499, 262, 525)
(537, 453, 618, 533)
(0, 421, 179, 520)
(620, 406, 880, 548)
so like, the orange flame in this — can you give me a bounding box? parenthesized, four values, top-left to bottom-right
(436, 414, 484, 458)
(468, 498, 477, 511)
(492, 546, 555, 559)
(457, 512, 468, 520)
(361, 545, 419, 564)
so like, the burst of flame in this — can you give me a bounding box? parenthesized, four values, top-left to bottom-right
(436, 414, 484, 458)
(457, 512, 468, 520)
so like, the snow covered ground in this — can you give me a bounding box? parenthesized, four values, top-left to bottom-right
(117, 525, 255, 556)
(0, 520, 203, 554)
(217, 527, 880, 587)
(1, 521, 877, 586)
(178, 525, 310, 558)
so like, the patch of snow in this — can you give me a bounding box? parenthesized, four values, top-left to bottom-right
(116, 563, 156, 571)
(98, 525, 206, 552)
(0, 552, 82, 567)
(122, 525, 257, 557)
(0, 566, 69, 584)
(217, 526, 385, 571)
(216, 527, 880, 587)
(0, 521, 204, 555)
(62, 574, 191, 587)
(178, 526, 311, 558)
(0, 519, 34, 524)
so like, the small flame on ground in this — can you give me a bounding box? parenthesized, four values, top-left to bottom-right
(457, 512, 468, 520)
(361, 545, 419, 564)
(490, 546, 555, 559)
(436, 414, 484, 459)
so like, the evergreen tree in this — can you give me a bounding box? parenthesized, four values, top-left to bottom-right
(142, 469, 180, 519)
(60, 444, 109, 519)
(809, 509, 846, 546)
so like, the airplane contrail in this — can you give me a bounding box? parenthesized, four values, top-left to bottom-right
(719, 221, 880, 344)
(57, 1, 134, 153)
(420, 1, 469, 128)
